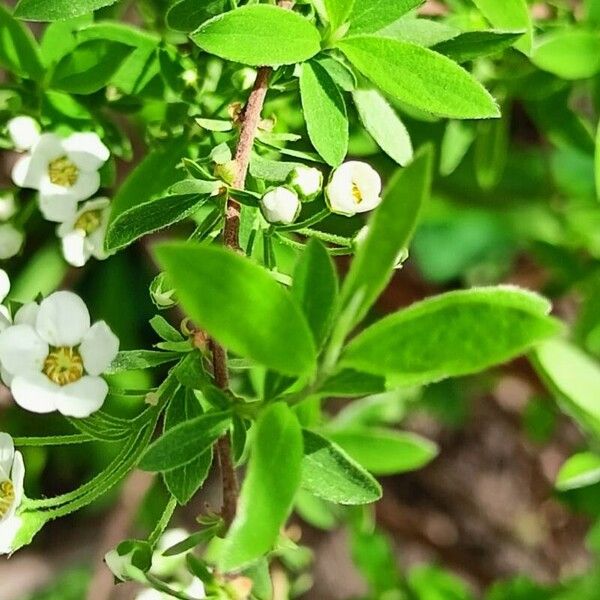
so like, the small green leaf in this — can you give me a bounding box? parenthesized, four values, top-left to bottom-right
(440, 120, 476, 176)
(190, 5, 321, 67)
(301, 430, 381, 505)
(474, 114, 509, 190)
(324, 0, 355, 30)
(106, 350, 180, 374)
(0, 4, 43, 79)
(327, 427, 438, 475)
(167, 0, 228, 32)
(353, 88, 413, 167)
(342, 287, 561, 384)
(348, 0, 423, 36)
(140, 411, 231, 472)
(556, 452, 600, 491)
(300, 60, 348, 167)
(14, 0, 118, 21)
(337, 36, 500, 119)
(433, 30, 525, 63)
(220, 404, 302, 571)
(156, 243, 316, 376)
(472, 0, 532, 54)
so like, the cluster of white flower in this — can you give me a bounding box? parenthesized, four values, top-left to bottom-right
(6, 116, 112, 267)
(259, 161, 382, 226)
(0, 432, 24, 555)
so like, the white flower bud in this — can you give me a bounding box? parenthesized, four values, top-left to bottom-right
(0, 192, 17, 221)
(7, 116, 40, 151)
(287, 166, 323, 202)
(105, 540, 152, 582)
(325, 161, 382, 217)
(0, 224, 23, 260)
(260, 187, 301, 225)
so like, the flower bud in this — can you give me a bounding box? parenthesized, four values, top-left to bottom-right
(287, 166, 323, 202)
(260, 187, 301, 225)
(150, 272, 177, 310)
(0, 191, 17, 221)
(7, 116, 40, 151)
(105, 540, 152, 582)
(325, 161, 382, 217)
(0, 224, 23, 259)
(232, 67, 257, 91)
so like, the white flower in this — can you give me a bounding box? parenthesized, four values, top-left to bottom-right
(0, 291, 119, 418)
(152, 528, 190, 578)
(0, 192, 17, 221)
(0, 432, 25, 555)
(0, 224, 24, 260)
(57, 197, 111, 267)
(135, 579, 205, 600)
(325, 161, 382, 217)
(7, 116, 40, 152)
(261, 187, 301, 225)
(287, 166, 323, 201)
(12, 132, 110, 223)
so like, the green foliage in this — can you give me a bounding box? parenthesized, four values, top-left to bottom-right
(0, 4, 43, 79)
(472, 0, 532, 54)
(347, 0, 423, 36)
(14, 0, 118, 21)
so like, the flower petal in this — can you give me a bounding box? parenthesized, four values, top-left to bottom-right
(61, 230, 90, 267)
(0, 224, 24, 259)
(69, 170, 101, 203)
(10, 451, 25, 509)
(63, 132, 110, 171)
(0, 270, 10, 304)
(14, 302, 39, 327)
(14, 133, 64, 190)
(0, 515, 21, 555)
(57, 375, 108, 418)
(36, 291, 91, 347)
(80, 321, 119, 376)
(38, 192, 78, 223)
(7, 116, 40, 151)
(0, 324, 48, 376)
(11, 372, 59, 414)
(0, 433, 14, 480)
(11, 156, 32, 188)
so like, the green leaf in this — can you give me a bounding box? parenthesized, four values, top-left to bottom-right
(433, 30, 525, 63)
(156, 243, 316, 376)
(596, 120, 600, 201)
(14, 0, 117, 21)
(190, 5, 321, 67)
(353, 88, 413, 166)
(440, 120, 476, 176)
(348, 0, 423, 36)
(0, 4, 43, 79)
(327, 428, 437, 475)
(50, 39, 133, 94)
(105, 193, 210, 252)
(336, 36, 500, 119)
(532, 339, 600, 438)
(163, 388, 213, 504)
(140, 411, 231, 472)
(319, 369, 387, 397)
(341, 287, 561, 384)
(106, 350, 181, 374)
(220, 403, 302, 571)
(167, 0, 228, 33)
(377, 16, 459, 47)
(340, 147, 433, 326)
(474, 114, 509, 190)
(531, 30, 600, 80)
(301, 430, 381, 504)
(324, 0, 355, 30)
(300, 60, 348, 167)
(556, 452, 600, 491)
(292, 239, 339, 347)
(472, 0, 532, 54)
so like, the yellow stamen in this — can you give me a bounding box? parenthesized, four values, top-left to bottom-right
(43, 346, 84, 386)
(48, 156, 79, 187)
(74, 210, 102, 235)
(0, 480, 15, 519)
(351, 182, 363, 204)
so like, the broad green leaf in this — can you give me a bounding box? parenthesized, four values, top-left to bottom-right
(324, 0, 355, 30)
(319, 369, 386, 397)
(316, 55, 357, 91)
(14, 0, 117, 21)
(531, 30, 600, 80)
(336, 36, 500, 119)
(556, 452, 600, 491)
(377, 17, 459, 47)
(156, 244, 316, 376)
(472, 0, 532, 54)
(50, 39, 133, 94)
(596, 121, 600, 201)
(348, 0, 423, 36)
(328, 427, 437, 475)
(220, 404, 302, 571)
(163, 388, 213, 505)
(433, 30, 525, 63)
(301, 430, 381, 504)
(532, 339, 600, 437)
(292, 239, 339, 347)
(353, 88, 413, 166)
(0, 4, 43, 79)
(341, 147, 433, 325)
(190, 5, 321, 67)
(300, 60, 348, 167)
(167, 0, 228, 32)
(342, 287, 561, 383)
(475, 114, 509, 190)
(105, 193, 211, 252)
(140, 411, 231, 472)
(106, 350, 181, 374)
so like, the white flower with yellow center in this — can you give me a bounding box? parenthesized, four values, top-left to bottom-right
(261, 187, 301, 225)
(287, 165, 323, 202)
(0, 291, 119, 418)
(7, 116, 40, 152)
(57, 197, 111, 267)
(11, 132, 110, 223)
(0, 433, 24, 555)
(325, 161, 382, 217)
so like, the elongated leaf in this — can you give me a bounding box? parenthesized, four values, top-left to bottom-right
(556, 452, 600, 491)
(140, 411, 231, 472)
(167, 0, 228, 32)
(472, 0, 532, 54)
(0, 4, 43, 79)
(14, 0, 117, 21)
(106, 350, 180, 374)
(190, 5, 321, 67)
(342, 287, 561, 384)
(328, 428, 437, 475)
(475, 114, 509, 190)
(156, 244, 316, 376)
(596, 121, 600, 201)
(220, 404, 302, 571)
(433, 30, 525, 63)
(319, 369, 386, 397)
(348, 0, 423, 36)
(353, 88, 413, 166)
(341, 147, 433, 325)
(440, 120, 476, 176)
(337, 36, 499, 119)
(324, 0, 355, 30)
(301, 430, 381, 505)
(378, 17, 459, 47)
(300, 60, 348, 167)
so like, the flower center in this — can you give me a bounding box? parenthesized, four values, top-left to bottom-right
(43, 346, 84, 386)
(48, 156, 79, 188)
(0, 480, 15, 519)
(74, 210, 102, 235)
(351, 181, 363, 204)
